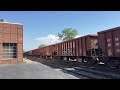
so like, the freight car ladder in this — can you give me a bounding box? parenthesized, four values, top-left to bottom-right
(91, 49, 96, 56)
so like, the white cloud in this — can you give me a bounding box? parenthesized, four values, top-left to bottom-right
(75, 35, 80, 38)
(35, 34, 62, 45)
(35, 34, 81, 46)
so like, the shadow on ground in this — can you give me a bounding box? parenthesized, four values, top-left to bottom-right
(24, 56, 91, 79)
(24, 56, 82, 68)
(24, 56, 120, 79)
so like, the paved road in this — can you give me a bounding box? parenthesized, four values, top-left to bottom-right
(0, 62, 78, 79)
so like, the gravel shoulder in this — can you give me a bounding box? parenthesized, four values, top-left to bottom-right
(23, 58, 39, 64)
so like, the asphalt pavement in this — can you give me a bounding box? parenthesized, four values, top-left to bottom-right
(0, 62, 78, 79)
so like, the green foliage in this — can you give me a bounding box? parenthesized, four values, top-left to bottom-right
(58, 28, 78, 41)
(38, 44, 46, 48)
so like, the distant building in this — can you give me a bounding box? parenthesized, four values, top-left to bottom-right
(0, 20, 23, 64)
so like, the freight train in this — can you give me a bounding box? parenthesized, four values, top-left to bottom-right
(24, 26, 120, 68)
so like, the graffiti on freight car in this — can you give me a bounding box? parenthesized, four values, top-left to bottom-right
(90, 39, 98, 49)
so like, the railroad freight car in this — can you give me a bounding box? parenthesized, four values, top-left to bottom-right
(58, 34, 102, 63)
(98, 26, 120, 67)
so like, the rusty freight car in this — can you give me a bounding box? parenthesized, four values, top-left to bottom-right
(57, 34, 100, 63)
(98, 26, 120, 67)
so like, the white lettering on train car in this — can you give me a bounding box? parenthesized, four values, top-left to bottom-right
(108, 43, 111, 47)
(107, 39, 111, 42)
(115, 38, 119, 41)
(115, 42, 120, 46)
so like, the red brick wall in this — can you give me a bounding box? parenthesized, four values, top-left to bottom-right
(0, 22, 23, 64)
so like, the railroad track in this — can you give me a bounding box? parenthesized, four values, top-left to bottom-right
(33, 58, 120, 79)
(43, 62, 120, 79)
(61, 68, 92, 79)
(74, 67, 120, 79)
(61, 67, 120, 79)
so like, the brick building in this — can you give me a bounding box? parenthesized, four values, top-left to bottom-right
(0, 20, 23, 64)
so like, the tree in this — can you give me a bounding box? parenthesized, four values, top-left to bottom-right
(38, 44, 46, 48)
(58, 28, 78, 41)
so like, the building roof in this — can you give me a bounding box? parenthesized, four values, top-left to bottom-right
(0, 21, 23, 25)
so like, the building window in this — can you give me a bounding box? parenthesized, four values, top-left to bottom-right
(3, 43, 17, 60)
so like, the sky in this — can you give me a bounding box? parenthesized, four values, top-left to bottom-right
(0, 11, 120, 51)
